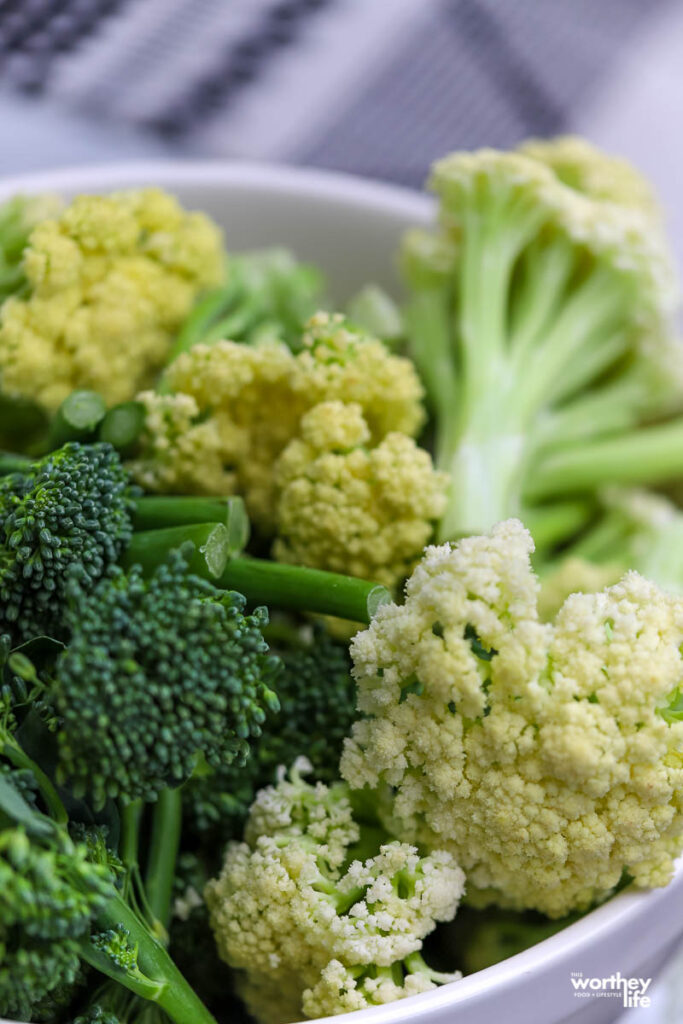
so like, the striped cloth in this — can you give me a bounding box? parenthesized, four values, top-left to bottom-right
(0, 0, 675, 185)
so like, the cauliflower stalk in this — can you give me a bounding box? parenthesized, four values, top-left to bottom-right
(273, 400, 448, 587)
(131, 312, 426, 533)
(0, 189, 224, 413)
(402, 137, 682, 541)
(205, 760, 464, 1023)
(342, 519, 683, 918)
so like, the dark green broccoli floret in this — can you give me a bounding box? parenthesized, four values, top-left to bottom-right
(185, 622, 355, 842)
(53, 548, 280, 807)
(0, 827, 111, 1022)
(0, 442, 137, 643)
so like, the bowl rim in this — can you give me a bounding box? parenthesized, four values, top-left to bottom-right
(1, 158, 682, 1024)
(0, 158, 434, 224)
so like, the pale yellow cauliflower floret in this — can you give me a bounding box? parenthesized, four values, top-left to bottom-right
(273, 401, 448, 587)
(303, 959, 442, 1018)
(0, 189, 224, 412)
(538, 557, 622, 622)
(133, 313, 426, 533)
(342, 519, 683, 918)
(205, 761, 464, 1024)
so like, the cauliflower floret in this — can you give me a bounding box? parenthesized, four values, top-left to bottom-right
(273, 401, 448, 587)
(302, 957, 453, 1018)
(342, 519, 683, 918)
(133, 313, 426, 532)
(0, 189, 224, 412)
(205, 764, 464, 1024)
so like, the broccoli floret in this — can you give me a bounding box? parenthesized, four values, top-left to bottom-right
(0, 442, 137, 644)
(185, 621, 356, 845)
(402, 138, 682, 541)
(52, 548, 280, 808)
(0, 826, 111, 1022)
(205, 761, 464, 1024)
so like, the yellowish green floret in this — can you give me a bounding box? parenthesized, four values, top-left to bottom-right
(273, 400, 448, 587)
(0, 189, 224, 412)
(132, 312, 425, 532)
(205, 759, 464, 1023)
(342, 519, 683, 918)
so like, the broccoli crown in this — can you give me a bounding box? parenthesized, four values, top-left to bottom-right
(53, 549, 280, 807)
(205, 761, 464, 1024)
(0, 827, 111, 1022)
(185, 622, 355, 842)
(0, 442, 137, 644)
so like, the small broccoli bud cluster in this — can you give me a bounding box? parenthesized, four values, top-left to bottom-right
(185, 623, 356, 843)
(205, 762, 464, 1024)
(0, 828, 111, 1021)
(53, 549, 280, 807)
(0, 442, 137, 643)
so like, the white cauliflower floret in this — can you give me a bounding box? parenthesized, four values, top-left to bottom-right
(205, 765, 464, 1023)
(342, 519, 683, 918)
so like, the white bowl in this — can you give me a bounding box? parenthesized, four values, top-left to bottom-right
(1, 160, 682, 1024)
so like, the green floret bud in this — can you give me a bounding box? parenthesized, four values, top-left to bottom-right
(185, 622, 355, 843)
(0, 442, 138, 643)
(53, 548, 280, 807)
(0, 826, 111, 1022)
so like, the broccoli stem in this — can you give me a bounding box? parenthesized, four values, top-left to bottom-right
(121, 523, 231, 581)
(522, 500, 593, 550)
(85, 887, 219, 1024)
(1, 738, 68, 825)
(0, 450, 32, 475)
(98, 401, 146, 455)
(120, 800, 144, 874)
(162, 283, 236, 376)
(132, 496, 249, 554)
(143, 788, 182, 935)
(217, 558, 392, 623)
(527, 418, 683, 498)
(42, 390, 107, 451)
(410, 196, 639, 538)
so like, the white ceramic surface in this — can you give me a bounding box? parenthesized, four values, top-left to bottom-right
(1, 160, 682, 1024)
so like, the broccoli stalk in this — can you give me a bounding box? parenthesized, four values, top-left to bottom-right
(402, 144, 681, 540)
(164, 248, 325, 368)
(0, 776, 219, 1024)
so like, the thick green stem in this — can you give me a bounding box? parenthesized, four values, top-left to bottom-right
(2, 739, 68, 825)
(42, 390, 107, 451)
(122, 523, 231, 580)
(86, 888, 218, 1024)
(144, 787, 183, 935)
(522, 500, 593, 551)
(98, 401, 146, 455)
(120, 800, 144, 874)
(0, 450, 32, 475)
(163, 284, 235, 373)
(218, 558, 391, 623)
(132, 496, 249, 554)
(527, 419, 683, 499)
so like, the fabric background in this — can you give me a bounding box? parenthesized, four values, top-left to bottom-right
(1, 3, 683, 1019)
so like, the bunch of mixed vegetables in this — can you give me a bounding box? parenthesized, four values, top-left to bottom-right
(2, 137, 683, 1024)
